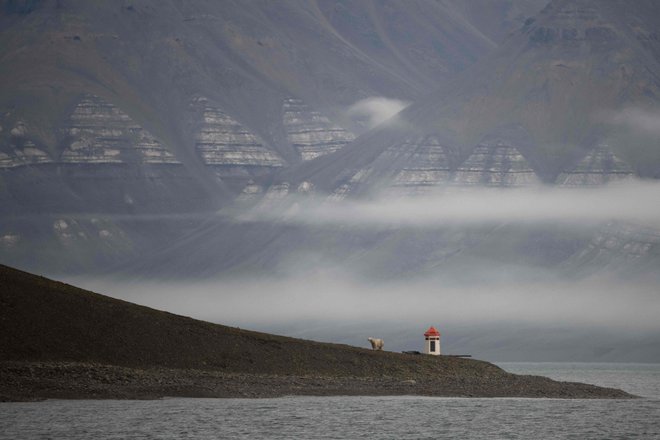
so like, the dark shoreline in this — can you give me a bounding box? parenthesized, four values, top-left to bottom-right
(0, 361, 635, 402)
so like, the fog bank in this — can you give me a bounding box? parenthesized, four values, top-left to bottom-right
(69, 269, 660, 361)
(240, 181, 660, 228)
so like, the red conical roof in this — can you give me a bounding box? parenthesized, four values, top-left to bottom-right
(424, 326, 440, 337)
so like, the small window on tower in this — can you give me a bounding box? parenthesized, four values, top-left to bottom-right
(430, 340, 436, 352)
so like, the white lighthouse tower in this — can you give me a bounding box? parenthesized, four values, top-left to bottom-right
(424, 326, 441, 355)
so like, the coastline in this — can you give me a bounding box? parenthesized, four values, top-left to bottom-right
(0, 265, 637, 402)
(0, 361, 635, 402)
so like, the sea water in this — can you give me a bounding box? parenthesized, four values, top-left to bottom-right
(1, 363, 659, 439)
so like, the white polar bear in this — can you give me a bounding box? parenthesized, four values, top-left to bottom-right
(368, 337, 384, 350)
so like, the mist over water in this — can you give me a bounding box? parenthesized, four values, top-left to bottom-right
(71, 267, 660, 362)
(77, 274, 659, 330)
(65, 181, 660, 362)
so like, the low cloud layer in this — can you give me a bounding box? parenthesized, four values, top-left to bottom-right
(81, 275, 660, 332)
(346, 96, 410, 129)
(242, 181, 660, 227)
(66, 181, 660, 361)
(71, 270, 660, 361)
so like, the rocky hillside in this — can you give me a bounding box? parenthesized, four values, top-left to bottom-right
(0, 0, 544, 214)
(280, 0, 660, 197)
(0, 264, 633, 400)
(0, 0, 552, 275)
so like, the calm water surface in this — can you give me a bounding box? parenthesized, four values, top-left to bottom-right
(1, 363, 659, 439)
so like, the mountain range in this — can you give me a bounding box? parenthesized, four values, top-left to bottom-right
(1, 0, 554, 272)
(1, 1, 659, 363)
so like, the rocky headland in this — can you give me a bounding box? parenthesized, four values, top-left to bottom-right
(0, 264, 634, 401)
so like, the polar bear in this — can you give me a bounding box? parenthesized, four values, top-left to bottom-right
(368, 337, 384, 350)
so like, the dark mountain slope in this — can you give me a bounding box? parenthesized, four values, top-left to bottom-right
(280, 0, 660, 194)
